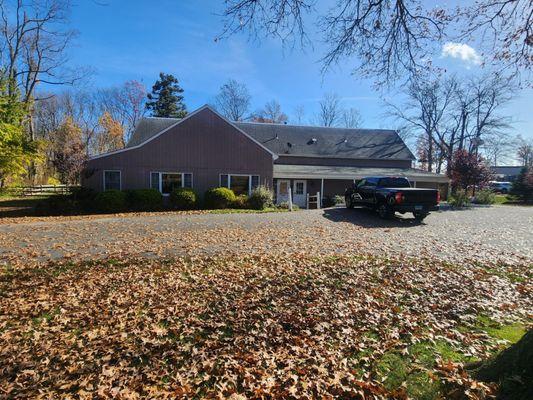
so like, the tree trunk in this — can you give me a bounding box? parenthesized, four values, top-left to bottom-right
(470, 329, 533, 400)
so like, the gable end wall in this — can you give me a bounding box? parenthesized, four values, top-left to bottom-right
(83, 108, 274, 194)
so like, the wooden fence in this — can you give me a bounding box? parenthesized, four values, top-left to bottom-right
(12, 185, 79, 196)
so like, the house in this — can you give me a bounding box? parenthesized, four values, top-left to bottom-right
(491, 166, 525, 182)
(83, 105, 449, 207)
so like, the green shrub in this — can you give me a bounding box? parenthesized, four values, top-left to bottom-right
(170, 188, 198, 210)
(473, 188, 496, 205)
(279, 201, 300, 210)
(248, 186, 273, 210)
(322, 195, 336, 208)
(334, 195, 345, 205)
(94, 190, 127, 213)
(35, 195, 77, 216)
(232, 194, 249, 209)
(204, 187, 236, 209)
(449, 190, 470, 208)
(127, 189, 163, 211)
(511, 167, 533, 204)
(71, 187, 97, 211)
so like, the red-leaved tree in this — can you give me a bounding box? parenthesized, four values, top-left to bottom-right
(450, 150, 493, 193)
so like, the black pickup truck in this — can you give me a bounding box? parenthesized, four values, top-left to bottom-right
(345, 177, 440, 221)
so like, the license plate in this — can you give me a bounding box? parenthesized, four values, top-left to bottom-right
(415, 205, 423, 211)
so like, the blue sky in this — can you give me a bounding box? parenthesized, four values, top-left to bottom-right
(66, 0, 531, 140)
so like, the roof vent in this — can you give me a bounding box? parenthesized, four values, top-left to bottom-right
(308, 138, 317, 145)
(344, 138, 348, 143)
(275, 134, 279, 140)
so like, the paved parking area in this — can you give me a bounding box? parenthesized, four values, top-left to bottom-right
(1, 205, 531, 264)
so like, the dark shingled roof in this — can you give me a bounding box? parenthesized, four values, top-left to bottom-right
(234, 122, 415, 160)
(126, 115, 415, 160)
(126, 117, 180, 147)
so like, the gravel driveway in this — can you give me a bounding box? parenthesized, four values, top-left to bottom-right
(1, 205, 531, 264)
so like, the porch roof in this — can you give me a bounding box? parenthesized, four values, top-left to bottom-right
(273, 164, 450, 183)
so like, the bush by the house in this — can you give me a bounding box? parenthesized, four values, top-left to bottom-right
(248, 186, 273, 210)
(511, 167, 533, 204)
(448, 190, 470, 208)
(321, 196, 336, 208)
(170, 188, 198, 210)
(127, 189, 163, 211)
(334, 195, 345, 205)
(204, 187, 236, 209)
(473, 188, 496, 205)
(278, 201, 300, 210)
(35, 194, 77, 215)
(232, 194, 249, 209)
(70, 187, 97, 211)
(94, 190, 127, 213)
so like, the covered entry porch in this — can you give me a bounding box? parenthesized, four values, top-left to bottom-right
(273, 164, 450, 208)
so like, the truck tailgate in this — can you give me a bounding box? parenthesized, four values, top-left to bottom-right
(401, 189, 438, 204)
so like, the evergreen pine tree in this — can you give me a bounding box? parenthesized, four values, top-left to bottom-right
(146, 73, 187, 118)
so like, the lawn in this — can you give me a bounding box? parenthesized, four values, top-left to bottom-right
(1, 254, 530, 399)
(0, 193, 292, 222)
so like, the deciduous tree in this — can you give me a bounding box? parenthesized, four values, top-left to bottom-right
(315, 93, 342, 127)
(96, 111, 124, 154)
(253, 100, 288, 123)
(450, 149, 492, 193)
(214, 79, 251, 121)
(217, 0, 532, 85)
(52, 116, 87, 184)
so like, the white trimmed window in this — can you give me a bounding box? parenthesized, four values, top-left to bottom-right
(150, 172, 193, 195)
(103, 170, 121, 191)
(219, 174, 260, 196)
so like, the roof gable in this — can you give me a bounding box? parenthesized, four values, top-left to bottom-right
(119, 107, 415, 161)
(90, 105, 277, 160)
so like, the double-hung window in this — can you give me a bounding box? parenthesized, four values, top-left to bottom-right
(150, 172, 193, 195)
(103, 170, 121, 191)
(219, 174, 260, 196)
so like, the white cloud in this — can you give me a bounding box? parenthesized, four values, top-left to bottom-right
(441, 42, 482, 66)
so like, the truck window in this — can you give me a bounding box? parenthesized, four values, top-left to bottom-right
(377, 178, 410, 188)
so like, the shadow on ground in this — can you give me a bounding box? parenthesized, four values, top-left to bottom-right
(321, 206, 427, 228)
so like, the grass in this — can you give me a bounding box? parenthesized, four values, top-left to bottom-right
(494, 194, 532, 206)
(205, 207, 291, 214)
(474, 315, 527, 344)
(2, 254, 530, 398)
(373, 339, 474, 399)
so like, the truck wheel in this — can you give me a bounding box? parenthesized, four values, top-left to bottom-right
(413, 212, 428, 222)
(346, 196, 354, 209)
(377, 204, 393, 219)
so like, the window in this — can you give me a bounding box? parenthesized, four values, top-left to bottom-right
(251, 175, 259, 191)
(162, 173, 182, 194)
(377, 177, 410, 188)
(104, 170, 121, 191)
(295, 182, 304, 195)
(150, 172, 193, 194)
(219, 174, 260, 196)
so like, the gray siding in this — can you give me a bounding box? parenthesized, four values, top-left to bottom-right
(275, 156, 412, 169)
(83, 108, 274, 194)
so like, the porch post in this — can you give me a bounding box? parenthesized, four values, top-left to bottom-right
(320, 179, 324, 207)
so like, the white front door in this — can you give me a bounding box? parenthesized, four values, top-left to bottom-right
(276, 179, 290, 204)
(293, 179, 307, 207)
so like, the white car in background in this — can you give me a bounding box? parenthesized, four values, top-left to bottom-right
(489, 181, 513, 194)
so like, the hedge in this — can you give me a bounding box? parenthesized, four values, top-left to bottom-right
(94, 190, 127, 213)
(204, 187, 236, 209)
(126, 189, 163, 211)
(170, 188, 198, 210)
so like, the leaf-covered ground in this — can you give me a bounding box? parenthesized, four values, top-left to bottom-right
(1, 254, 531, 399)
